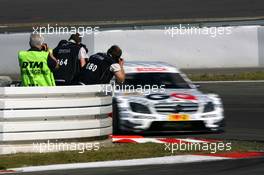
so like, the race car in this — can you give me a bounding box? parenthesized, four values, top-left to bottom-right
(112, 61, 225, 133)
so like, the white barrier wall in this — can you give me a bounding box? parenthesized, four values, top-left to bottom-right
(0, 25, 263, 76)
(0, 85, 112, 154)
(94, 26, 260, 68)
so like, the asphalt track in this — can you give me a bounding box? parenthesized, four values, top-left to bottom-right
(8, 157, 264, 175)
(165, 82, 264, 141)
(0, 0, 264, 25)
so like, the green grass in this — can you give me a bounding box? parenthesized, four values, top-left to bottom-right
(188, 71, 264, 81)
(0, 140, 263, 170)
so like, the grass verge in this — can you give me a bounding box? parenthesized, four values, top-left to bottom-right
(0, 140, 263, 170)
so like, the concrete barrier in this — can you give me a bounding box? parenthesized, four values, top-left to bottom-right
(94, 26, 260, 68)
(0, 25, 263, 76)
(0, 85, 112, 154)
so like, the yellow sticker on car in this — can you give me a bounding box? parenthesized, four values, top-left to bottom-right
(168, 114, 190, 121)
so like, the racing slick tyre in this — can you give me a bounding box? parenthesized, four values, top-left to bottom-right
(112, 99, 121, 134)
(214, 118, 226, 133)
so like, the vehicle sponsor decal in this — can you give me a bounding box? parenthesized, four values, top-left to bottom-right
(146, 93, 197, 101)
(168, 114, 190, 121)
(136, 67, 168, 72)
(146, 93, 170, 100)
(170, 93, 197, 101)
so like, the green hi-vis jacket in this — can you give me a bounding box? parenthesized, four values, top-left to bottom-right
(18, 50, 56, 86)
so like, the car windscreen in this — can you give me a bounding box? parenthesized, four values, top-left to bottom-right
(123, 73, 191, 89)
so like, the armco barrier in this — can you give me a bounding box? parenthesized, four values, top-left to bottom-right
(0, 85, 112, 154)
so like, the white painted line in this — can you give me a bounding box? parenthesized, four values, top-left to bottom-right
(0, 26, 8, 28)
(12, 155, 228, 173)
(180, 138, 208, 143)
(194, 80, 264, 84)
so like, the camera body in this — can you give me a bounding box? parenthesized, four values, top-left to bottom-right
(41, 43, 48, 51)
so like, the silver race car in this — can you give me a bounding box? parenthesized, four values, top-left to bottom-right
(112, 61, 225, 133)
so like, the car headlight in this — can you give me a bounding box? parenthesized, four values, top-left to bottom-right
(203, 102, 215, 113)
(130, 102, 151, 114)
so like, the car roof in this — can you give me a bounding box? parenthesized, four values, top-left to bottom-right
(124, 61, 180, 74)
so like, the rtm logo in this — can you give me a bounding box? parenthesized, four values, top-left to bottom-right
(22, 62, 43, 68)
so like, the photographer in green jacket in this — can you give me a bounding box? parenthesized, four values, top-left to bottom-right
(18, 34, 58, 86)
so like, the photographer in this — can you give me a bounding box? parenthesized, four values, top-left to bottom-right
(78, 45, 126, 85)
(52, 33, 88, 85)
(18, 34, 58, 86)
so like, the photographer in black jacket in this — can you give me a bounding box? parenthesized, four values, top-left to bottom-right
(78, 45, 125, 85)
(53, 33, 88, 85)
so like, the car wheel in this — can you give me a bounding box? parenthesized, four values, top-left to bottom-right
(211, 119, 226, 133)
(112, 99, 121, 134)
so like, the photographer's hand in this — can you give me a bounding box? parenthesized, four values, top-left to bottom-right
(119, 58, 124, 67)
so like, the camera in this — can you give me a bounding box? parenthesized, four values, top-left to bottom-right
(41, 43, 48, 51)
